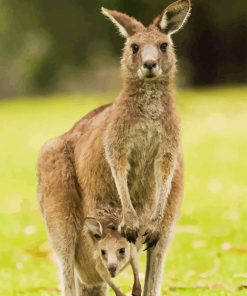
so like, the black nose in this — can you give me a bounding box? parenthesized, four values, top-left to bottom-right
(108, 265, 117, 277)
(143, 61, 157, 70)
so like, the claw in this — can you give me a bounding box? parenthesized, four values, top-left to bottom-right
(142, 231, 148, 237)
(142, 229, 160, 250)
(143, 246, 149, 252)
(143, 236, 150, 245)
(127, 235, 136, 244)
(143, 239, 159, 251)
(149, 239, 159, 248)
(122, 228, 138, 244)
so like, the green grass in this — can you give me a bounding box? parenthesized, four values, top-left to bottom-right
(0, 86, 247, 296)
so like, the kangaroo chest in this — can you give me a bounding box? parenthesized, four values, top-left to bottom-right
(129, 119, 164, 163)
(118, 118, 166, 219)
(127, 90, 166, 159)
(121, 93, 175, 210)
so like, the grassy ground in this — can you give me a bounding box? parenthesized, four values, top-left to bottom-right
(0, 86, 247, 296)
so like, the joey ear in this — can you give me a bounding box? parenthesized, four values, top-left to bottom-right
(101, 7, 144, 38)
(84, 218, 103, 239)
(153, 0, 191, 35)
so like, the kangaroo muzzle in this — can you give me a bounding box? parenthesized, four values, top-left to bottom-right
(138, 45, 162, 80)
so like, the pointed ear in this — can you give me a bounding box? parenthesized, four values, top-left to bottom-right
(101, 7, 144, 38)
(84, 218, 103, 239)
(153, 0, 191, 35)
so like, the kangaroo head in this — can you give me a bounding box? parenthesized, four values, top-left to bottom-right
(102, 0, 191, 81)
(84, 218, 130, 278)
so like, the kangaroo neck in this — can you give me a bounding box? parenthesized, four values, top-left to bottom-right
(123, 77, 171, 94)
(114, 78, 175, 117)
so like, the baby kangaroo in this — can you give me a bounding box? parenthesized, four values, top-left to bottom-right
(78, 218, 141, 296)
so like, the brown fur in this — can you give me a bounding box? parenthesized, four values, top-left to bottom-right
(37, 1, 191, 295)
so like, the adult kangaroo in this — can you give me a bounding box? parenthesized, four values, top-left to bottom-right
(37, 1, 191, 295)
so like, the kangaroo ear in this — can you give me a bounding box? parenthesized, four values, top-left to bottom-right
(101, 7, 144, 38)
(84, 218, 103, 240)
(153, 0, 191, 35)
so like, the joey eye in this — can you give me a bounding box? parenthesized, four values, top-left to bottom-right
(101, 249, 106, 256)
(160, 42, 168, 52)
(131, 43, 139, 54)
(119, 248, 125, 255)
(108, 224, 117, 231)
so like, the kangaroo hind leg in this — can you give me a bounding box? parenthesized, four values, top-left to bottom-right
(37, 138, 82, 296)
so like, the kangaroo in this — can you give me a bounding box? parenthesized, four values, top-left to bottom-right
(37, 139, 142, 296)
(77, 217, 141, 296)
(38, 164, 141, 296)
(37, 1, 191, 295)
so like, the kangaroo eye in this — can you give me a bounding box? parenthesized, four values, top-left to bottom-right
(131, 43, 139, 54)
(160, 42, 168, 52)
(101, 249, 106, 256)
(119, 248, 125, 255)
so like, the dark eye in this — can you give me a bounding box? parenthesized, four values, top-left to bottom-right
(108, 224, 117, 231)
(101, 249, 106, 256)
(131, 43, 139, 54)
(94, 234, 101, 240)
(119, 248, 125, 255)
(160, 42, 168, 52)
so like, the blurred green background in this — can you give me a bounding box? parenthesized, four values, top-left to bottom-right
(0, 0, 247, 295)
(0, 0, 246, 97)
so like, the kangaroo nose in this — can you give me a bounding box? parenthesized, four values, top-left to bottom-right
(108, 265, 117, 277)
(143, 61, 157, 70)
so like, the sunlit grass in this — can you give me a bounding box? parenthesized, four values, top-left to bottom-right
(0, 86, 247, 295)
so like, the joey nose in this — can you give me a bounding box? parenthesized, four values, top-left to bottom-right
(143, 61, 157, 70)
(108, 265, 117, 277)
